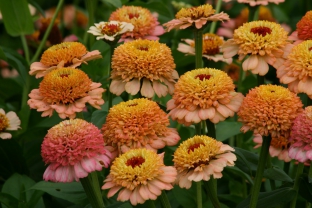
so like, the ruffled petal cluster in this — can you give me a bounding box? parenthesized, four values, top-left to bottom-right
(167, 68, 244, 126)
(101, 98, 180, 158)
(164, 4, 229, 31)
(222, 20, 290, 76)
(28, 68, 105, 119)
(289, 11, 312, 45)
(174, 135, 236, 189)
(41, 119, 112, 182)
(110, 39, 178, 98)
(29, 42, 102, 78)
(0, 109, 21, 139)
(102, 149, 177, 205)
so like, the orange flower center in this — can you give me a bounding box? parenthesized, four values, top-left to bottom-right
(126, 156, 145, 168)
(101, 23, 121, 36)
(188, 142, 205, 153)
(39, 68, 92, 105)
(195, 74, 211, 80)
(40, 42, 87, 67)
(250, 26, 272, 36)
(271, 136, 290, 149)
(128, 13, 140, 19)
(0, 113, 9, 132)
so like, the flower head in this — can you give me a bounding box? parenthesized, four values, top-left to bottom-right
(101, 98, 180, 158)
(41, 119, 111, 182)
(28, 68, 105, 119)
(0, 109, 21, 139)
(167, 68, 244, 126)
(110, 39, 178, 98)
(174, 135, 236, 189)
(237, 84, 303, 139)
(177, 33, 232, 64)
(288, 106, 312, 163)
(223, 0, 284, 6)
(30, 42, 102, 78)
(289, 11, 312, 44)
(163, 4, 229, 31)
(87, 21, 134, 42)
(102, 148, 177, 205)
(109, 6, 164, 41)
(276, 40, 312, 98)
(222, 20, 290, 76)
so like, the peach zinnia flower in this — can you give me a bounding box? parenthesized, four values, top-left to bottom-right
(237, 84, 303, 139)
(174, 135, 236, 189)
(29, 42, 102, 78)
(109, 6, 164, 41)
(101, 98, 180, 158)
(163, 4, 229, 31)
(276, 40, 312, 97)
(87, 21, 134, 42)
(222, 20, 290, 76)
(110, 39, 178, 98)
(41, 119, 111, 182)
(223, 0, 284, 6)
(288, 106, 312, 163)
(28, 68, 105, 119)
(167, 68, 244, 126)
(289, 11, 312, 45)
(102, 148, 177, 205)
(0, 109, 21, 139)
(177, 33, 232, 64)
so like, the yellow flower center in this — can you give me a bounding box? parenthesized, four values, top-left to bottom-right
(0, 113, 9, 132)
(100, 23, 122, 36)
(175, 4, 215, 19)
(39, 68, 92, 105)
(191, 33, 223, 55)
(109, 149, 164, 189)
(40, 42, 87, 67)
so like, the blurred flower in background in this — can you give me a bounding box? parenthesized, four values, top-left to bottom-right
(222, 0, 285, 6)
(0, 109, 21, 139)
(289, 11, 312, 44)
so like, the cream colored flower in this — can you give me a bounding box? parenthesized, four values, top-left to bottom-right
(0, 109, 21, 139)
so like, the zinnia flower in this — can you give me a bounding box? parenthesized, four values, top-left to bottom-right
(163, 4, 229, 31)
(177, 33, 232, 64)
(223, 0, 284, 6)
(41, 119, 111, 182)
(276, 40, 312, 97)
(29, 42, 102, 78)
(289, 11, 312, 44)
(253, 134, 291, 162)
(108, 6, 164, 41)
(110, 39, 178, 98)
(102, 148, 177, 205)
(167, 68, 244, 126)
(87, 21, 134, 42)
(28, 67, 105, 119)
(288, 106, 312, 163)
(237, 84, 303, 139)
(101, 98, 180, 158)
(0, 109, 21, 139)
(174, 135, 236, 189)
(222, 20, 290, 76)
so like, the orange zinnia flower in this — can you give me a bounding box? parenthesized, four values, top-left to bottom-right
(289, 11, 312, 45)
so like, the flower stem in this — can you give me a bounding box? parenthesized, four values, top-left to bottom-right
(194, 28, 203, 69)
(248, 5, 259, 22)
(195, 122, 202, 135)
(205, 120, 216, 139)
(20, 35, 30, 65)
(31, 0, 64, 63)
(249, 135, 272, 208)
(196, 181, 202, 208)
(107, 44, 115, 110)
(209, 0, 223, 34)
(84, 0, 97, 48)
(80, 171, 105, 208)
(290, 163, 305, 208)
(159, 190, 172, 208)
(203, 179, 220, 208)
(145, 200, 157, 208)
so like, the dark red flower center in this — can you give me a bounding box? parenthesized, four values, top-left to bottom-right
(127, 103, 138, 107)
(101, 24, 121, 36)
(138, 47, 148, 51)
(188, 142, 205, 153)
(250, 26, 272, 36)
(126, 156, 145, 168)
(60, 74, 69, 78)
(195, 74, 211, 81)
(128, 13, 140, 19)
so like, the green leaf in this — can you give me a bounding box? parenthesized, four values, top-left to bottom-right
(30, 181, 88, 205)
(234, 147, 259, 175)
(0, 193, 19, 208)
(237, 187, 296, 208)
(172, 184, 197, 208)
(263, 166, 293, 182)
(225, 166, 254, 185)
(299, 174, 312, 203)
(91, 110, 108, 129)
(27, 0, 45, 17)
(216, 121, 242, 141)
(0, 0, 35, 36)
(0, 47, 7, 61)
(102, 0, 122, 8)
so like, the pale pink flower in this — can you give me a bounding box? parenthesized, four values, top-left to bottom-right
(0, 109, 21, 139)
(223, 0, 284, 6)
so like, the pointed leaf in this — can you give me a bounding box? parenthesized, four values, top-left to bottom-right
(216, 121, 242, 141)
(0, 193, 19, 208)
(263, 166, 293, 182)
(102, 0, 122, 8)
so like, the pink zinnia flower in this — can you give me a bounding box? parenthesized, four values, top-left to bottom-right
(288, 106, 312, 163)
(163, 4, 229, 31)
(41, 119, 112, 182)
(28, 68, 105, 119)
(102, 148, 177, 206)
(0, 109, 21, 139)
(223, 0, 284, 6)
(174, 135, 236, 189)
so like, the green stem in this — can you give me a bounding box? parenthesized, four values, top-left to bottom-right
(209, 0, 222, 34)
(194, 29, 203, 69)
(247, 5, 259, 22)
(203, 180, 221, 208)
(237, 64, 245, 93)
(76, 112, 84, 119)
(80, 172, 105, 208)
(159, 191, 171, 208)
(249, 135, 272, 208)
(145, 200, 156, 208)
(257, 74, 264, 86)
(308, 161, 312, 178)
(20, 35, 30, 65)
(290, 163, 305, 208)
(107, 44, 115, 110)
(31, 0, 64, 63)
(206, 120, 216, 139)
(195, 122, 202, 135)
(84, 0, 97, 48)
(196, 181, 202, 208)
(266, 157, 276, 190)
